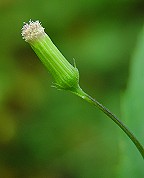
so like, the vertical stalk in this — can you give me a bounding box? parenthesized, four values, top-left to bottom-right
(73, 87, 144, 159)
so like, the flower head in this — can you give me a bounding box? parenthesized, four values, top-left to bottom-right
(21, 20, 80, 92)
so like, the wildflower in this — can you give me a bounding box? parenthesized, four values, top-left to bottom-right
(21, 20, 144, 159)
(22, 20, 80, 91)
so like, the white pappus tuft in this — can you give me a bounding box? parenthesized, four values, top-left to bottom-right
(21, 20, 45, 42)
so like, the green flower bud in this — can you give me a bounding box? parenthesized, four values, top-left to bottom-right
(21, 20, 80, 92)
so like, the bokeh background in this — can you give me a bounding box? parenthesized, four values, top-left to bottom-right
(0, 0, 144, 177)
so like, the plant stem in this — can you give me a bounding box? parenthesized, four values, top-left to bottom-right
(73, 87, 144, 159)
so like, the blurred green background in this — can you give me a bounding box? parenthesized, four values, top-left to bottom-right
(0, 0, 144, 177)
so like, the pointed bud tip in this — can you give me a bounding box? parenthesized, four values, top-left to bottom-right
(21, 20, 45, 42)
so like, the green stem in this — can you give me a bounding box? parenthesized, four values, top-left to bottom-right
(73, 87, 144, 159)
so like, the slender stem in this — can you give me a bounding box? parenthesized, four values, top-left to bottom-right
(73, 87, 144, 159)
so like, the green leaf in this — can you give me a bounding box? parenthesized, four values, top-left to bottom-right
(119, 27, 144, 177)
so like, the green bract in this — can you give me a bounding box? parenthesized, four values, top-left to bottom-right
(22, 20, 80, 91)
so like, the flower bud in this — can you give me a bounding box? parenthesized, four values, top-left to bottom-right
(21, 20, 80, 91)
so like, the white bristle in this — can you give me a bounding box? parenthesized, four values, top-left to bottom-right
(21, 20, 45, 42)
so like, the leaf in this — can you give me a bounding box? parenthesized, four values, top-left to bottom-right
(119, 27, 144, 177)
